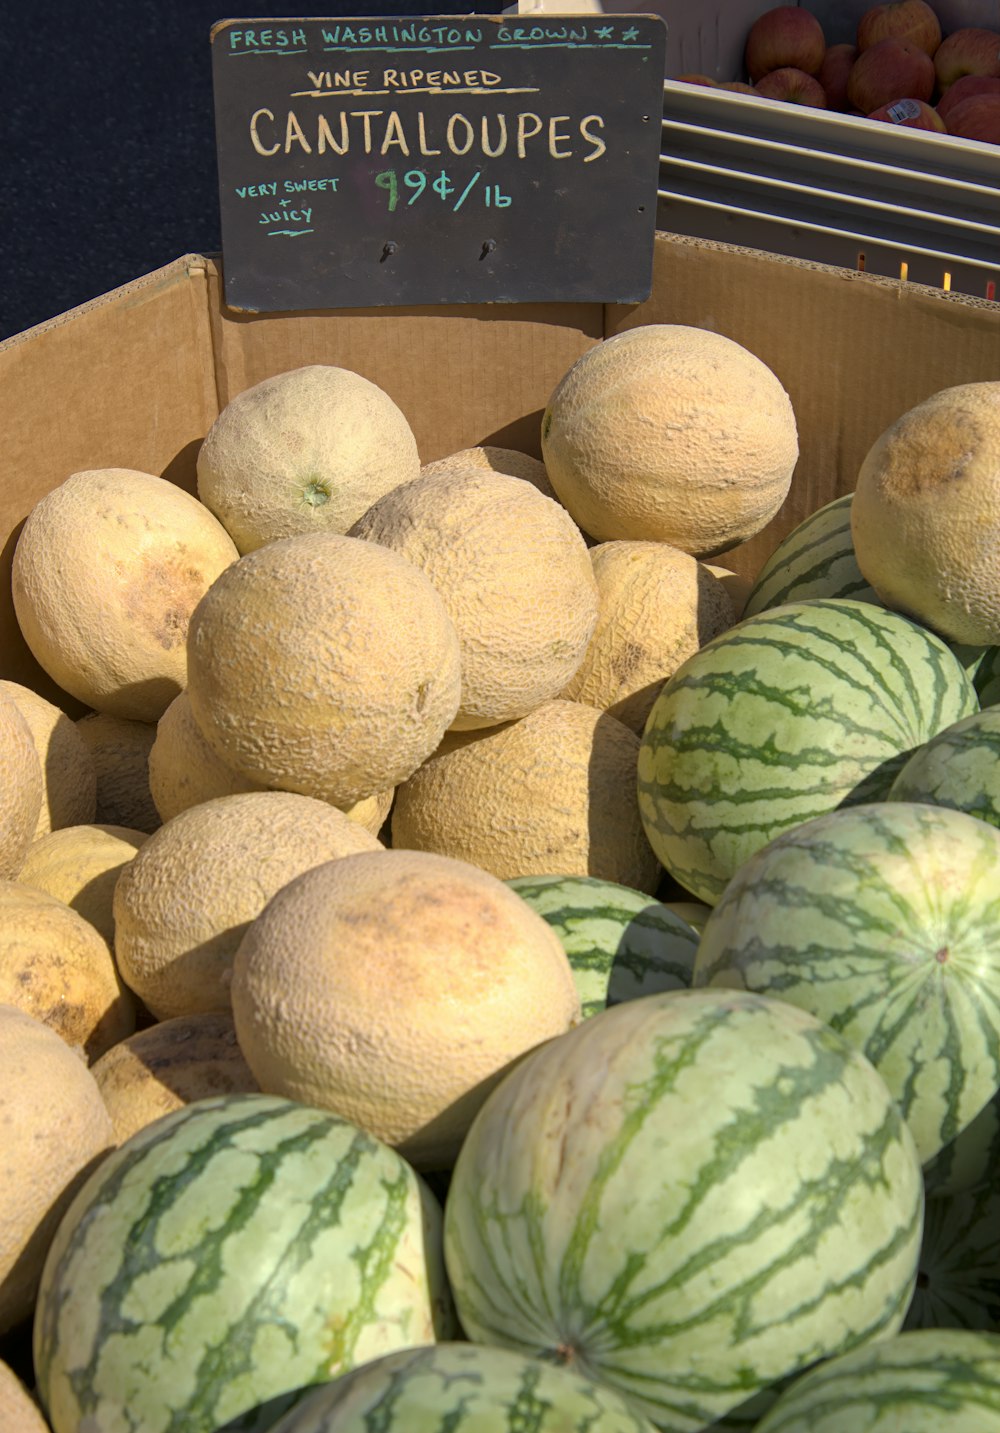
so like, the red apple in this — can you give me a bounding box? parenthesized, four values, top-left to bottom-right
(937, 73, 1000, 122)
(866, 96, 947, 129)
(856, 0, 941, 57)
(673, 73, 719, 87)
(944, 93, 1000, 142)
(718, 80, 758, 93)
(847, 36, 935, 111)
(934, 28, 1000, 91)
(744, 6, 826, 83)
(818, 42, 859, 109)
(754, 66, 828, 106)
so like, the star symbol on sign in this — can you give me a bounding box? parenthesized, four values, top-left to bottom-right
(622, 25, 639, 40)
(594, 25, 615, 39)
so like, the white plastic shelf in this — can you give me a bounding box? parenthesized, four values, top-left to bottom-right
(659, 83, 1000, 299)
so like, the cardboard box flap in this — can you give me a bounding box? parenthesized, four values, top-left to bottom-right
(0, 254, 220, 703)
(203, 256, 603, 465)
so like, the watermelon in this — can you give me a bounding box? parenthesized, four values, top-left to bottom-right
(752, 1328, 1000, 1431)
(925, 1087, 1000, 1200)
(976, 647, 1000, 709)
(506, 874, 699, 1017)
(905, 1183, 1000, 1332)
(264, 1341, 659, 1433)
(888, 706, 1000, 829)
(637, 597, 978, 905)
(33, 1093, 455, 1433)
(740, 497, 990, 679)
(741, 493, 882, 618)
(443, 988, 923, 1433)
(692, 801, 1000, 1166)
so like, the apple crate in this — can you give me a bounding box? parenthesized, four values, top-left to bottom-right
(517, 0, 1000, 297)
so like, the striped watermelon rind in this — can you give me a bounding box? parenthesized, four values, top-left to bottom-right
(263, 1341, 660, 1433)
(692, 800, 1000, 1166)
(741, 493, 882, 618)
(637, 597, 978, 905)
(506, 874, 699, 1017)
(443, 987, 923, 1433)
(888, 706, 1000, 830)
(33, 1093, 455, 1433)
(925, 1087, 1000, 1200)
(905, 1182, 1000, 1333)
(752, 1328, 1000, 1432)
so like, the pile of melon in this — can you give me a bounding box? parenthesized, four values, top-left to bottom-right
(3, 327, 1000, 1432)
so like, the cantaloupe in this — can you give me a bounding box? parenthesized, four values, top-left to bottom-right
(560, 541, 736, 733)
(852, 381, 1000, 645)
(540, 324, 799, 555)
(75, 712, 160, 833)
(0, 692, 43, 880)
(185, 533, 463, 808)
(0, 680, 96, 837)
(0, 1358, 49, 1432)
(90, 1011, 259, 1144)
(11, 468, 239, 722)
(230, 847, 581, 1171)
(112, 790, 385, 1020)
(0, 1004, 113, 1335)
(0, 882, 135, 1062)
(148, 690, 393, 835)
(350, 468, 598, 729)
(196, 364, 421, 554)
(17, 823, 148, 948)
(420, 444, 558, 500)
(391, 699, 662, 892)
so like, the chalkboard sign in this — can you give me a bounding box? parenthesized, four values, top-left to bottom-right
(210, 14, 666, 310)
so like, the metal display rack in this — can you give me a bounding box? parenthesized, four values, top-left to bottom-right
(659, 81, 1000, 300)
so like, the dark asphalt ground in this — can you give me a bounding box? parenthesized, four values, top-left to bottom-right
(1, 0, 503, 340)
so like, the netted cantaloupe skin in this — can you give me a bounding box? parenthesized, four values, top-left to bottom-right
(0, 881, 136, 1063)
(391, 699, 661, 893)
(852, 382, 1000, 646)
(0, 692, 43, 881)
(185, 532, 463, 809)
(0, 1358, 49, 1433)
(11, 468, 239, 723)
(540, 324, 799, 556)
(230, 847, 581, 1171)
(351, 468, 598, 730)
(17, 823, 148, 949)
(420, 444, 558, 500)
(0, 1004, 113, 1337)
(0, 680, 97, 838)
(196, 363, 421, 554)
(561, 541, 736, 734)
(112, 790, 385, 1020)
(149, 690, 393, 835)
(90, 1011, 259, 1145)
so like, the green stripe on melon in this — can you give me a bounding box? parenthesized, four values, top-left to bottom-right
(443, 988, 923, 1433)
(33, 1093, 454, 1433)
(888, 706, 1000, 830)
(506, 874, 699, 1017)
(753, 1328, 1000, 1432)
(692, 801, 1000, 1166)
(264, 1341, 660, 1433)
(637, 598, 977, 905)
(742, 494, 882, 618)
(906, 1182, 1000, 1332)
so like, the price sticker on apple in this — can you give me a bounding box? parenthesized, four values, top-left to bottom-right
(210, 13, 666, 309)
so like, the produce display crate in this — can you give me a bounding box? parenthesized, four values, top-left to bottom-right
(653, 0, 1000, 297)
(2, 229, 999, 707)
(516, 0, 1000, 297)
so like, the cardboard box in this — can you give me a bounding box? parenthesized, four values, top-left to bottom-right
(1, 230, 999, 708)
